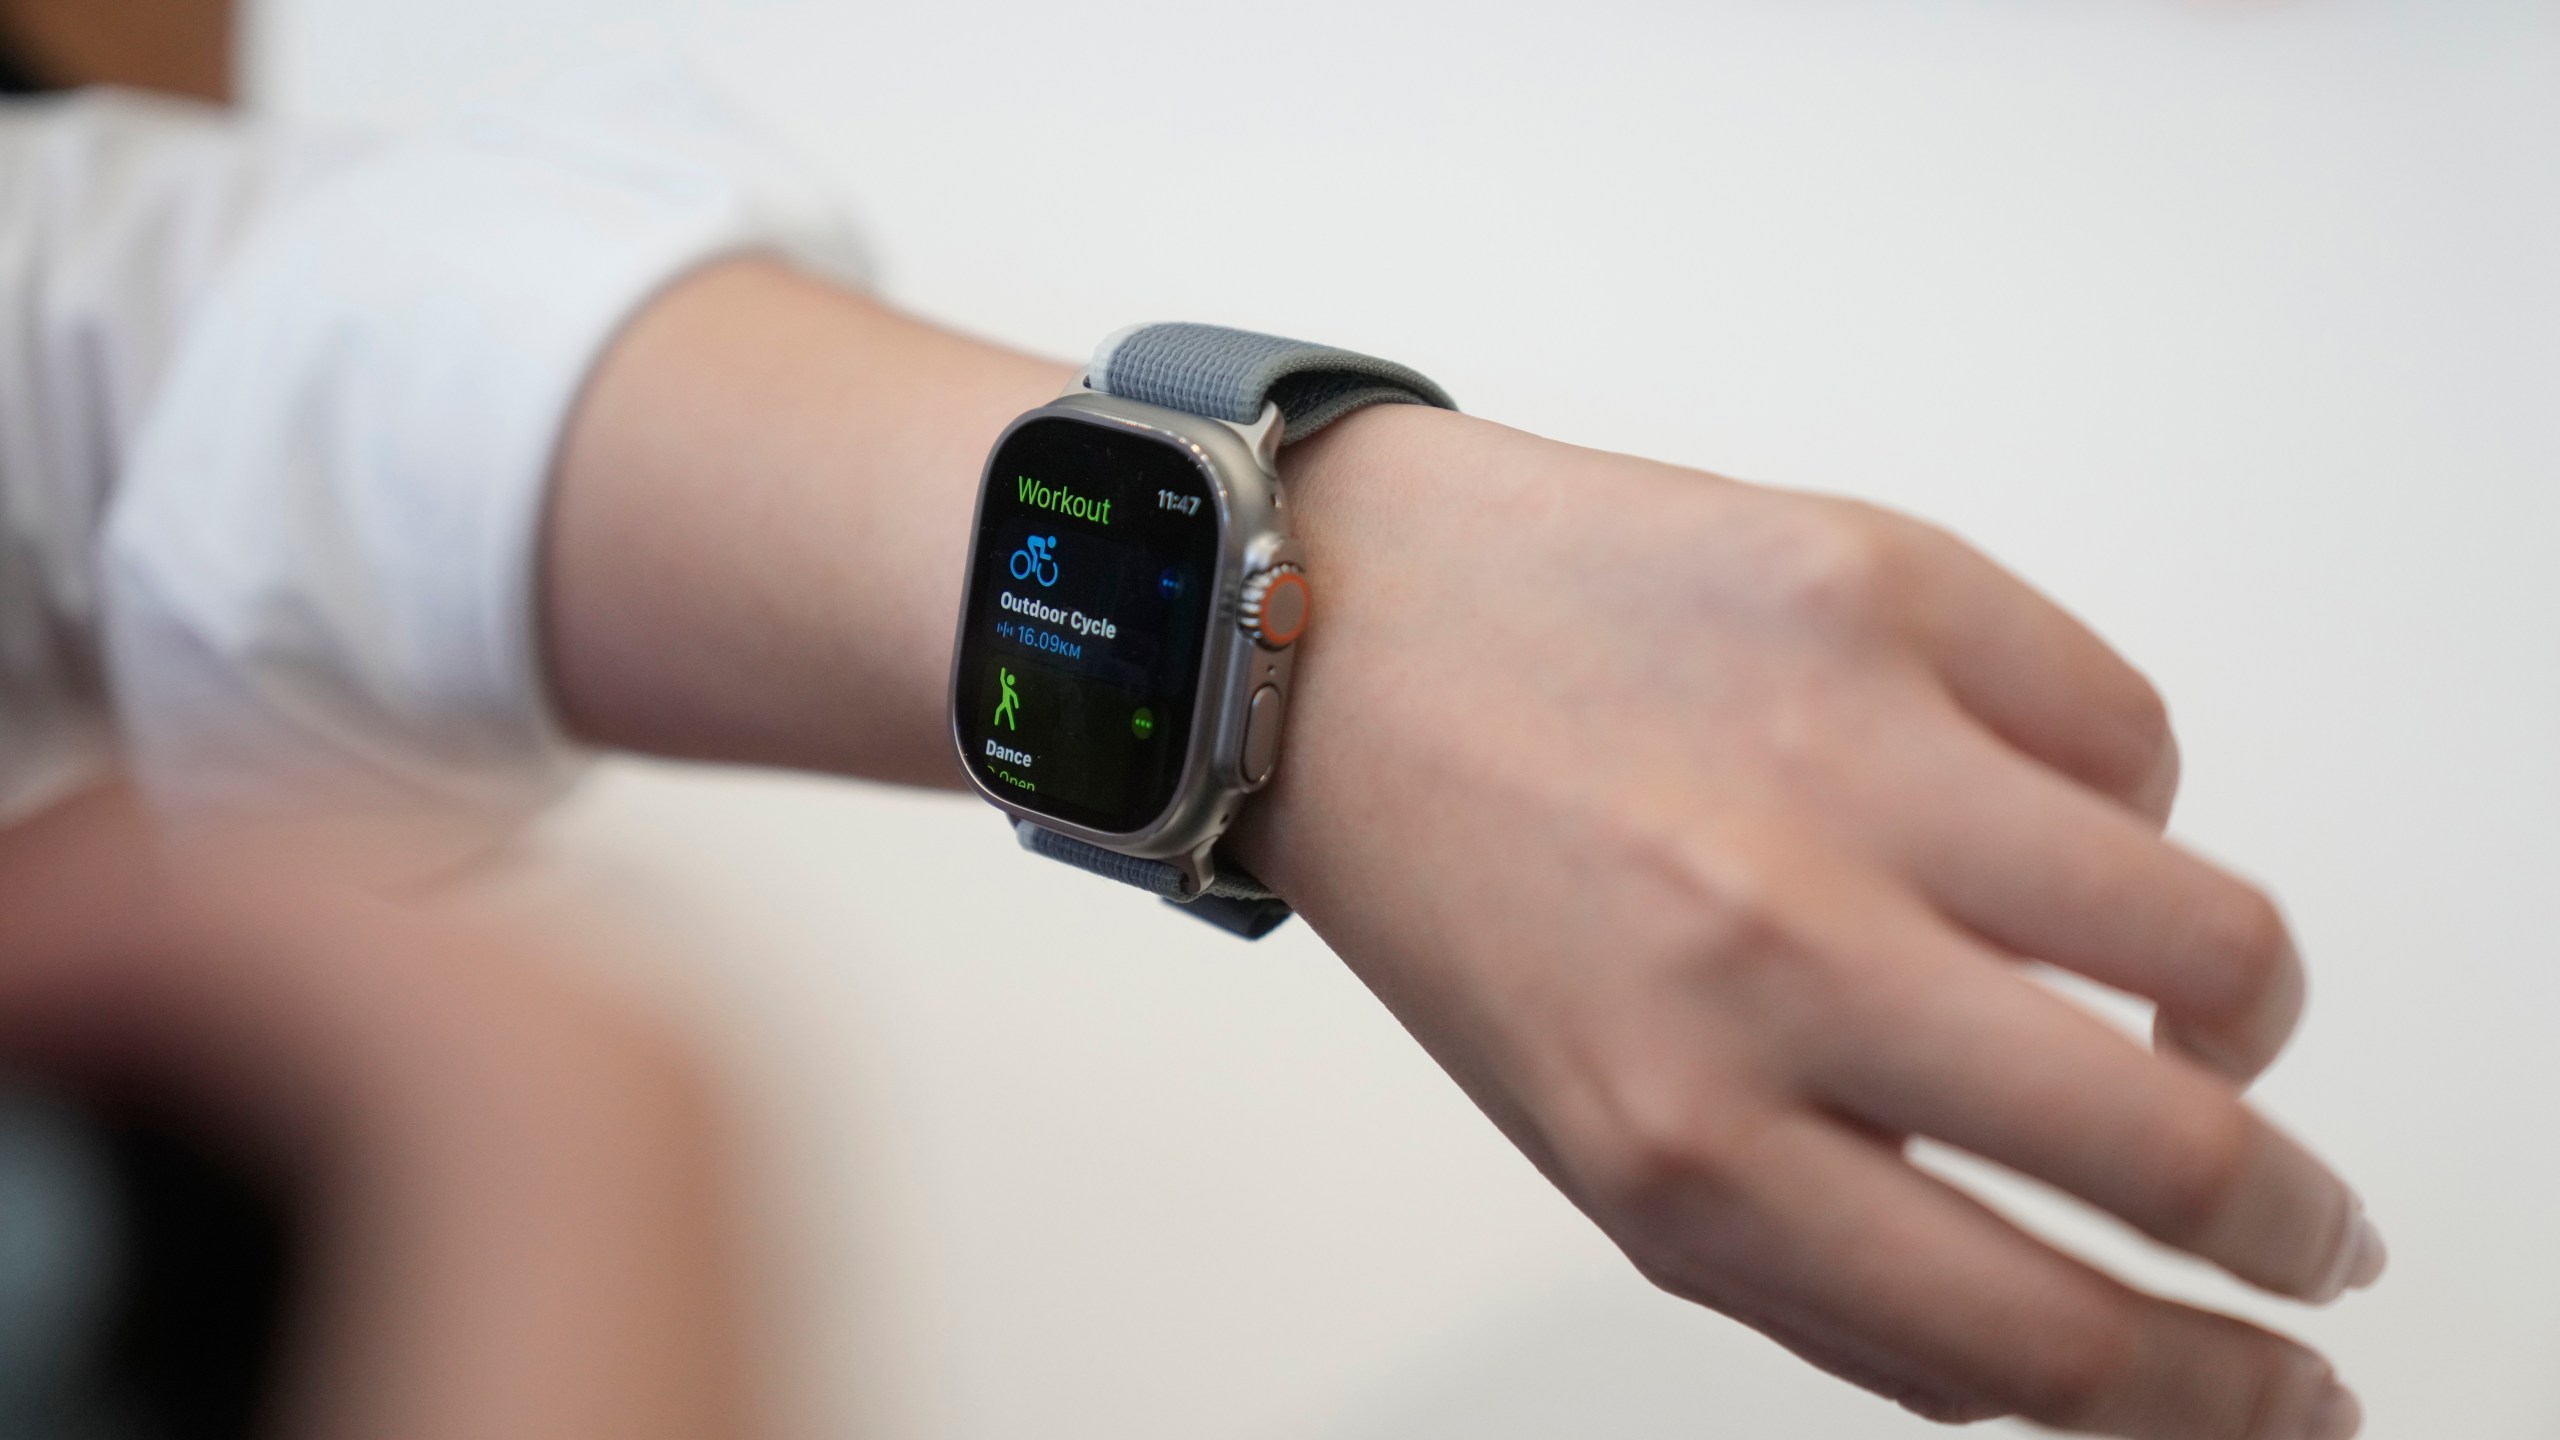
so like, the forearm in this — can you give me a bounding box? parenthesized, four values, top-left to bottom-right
(543, 259, 1072, 786)
(544, 259, 1433, 872)
(541, 263, 2375, 1438)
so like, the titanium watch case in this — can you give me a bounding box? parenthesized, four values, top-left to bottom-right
(948, 379, 1299, 899)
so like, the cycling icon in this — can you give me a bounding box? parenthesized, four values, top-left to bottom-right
(1010, 535, 1061, 587)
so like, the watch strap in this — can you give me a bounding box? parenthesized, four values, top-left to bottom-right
(1017, 822, 1295, 941)
(1089, 323, 1455, 441)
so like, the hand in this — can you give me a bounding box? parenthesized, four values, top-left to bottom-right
(0, 792, 760, 1440)
(538, 263, 2379, 1437)
(1235, 404, 2380, 1440)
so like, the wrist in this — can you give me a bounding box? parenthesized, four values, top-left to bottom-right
(1222, 401, 1486, 906)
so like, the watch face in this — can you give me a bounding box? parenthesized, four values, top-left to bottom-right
(955, 414, 1224, 835)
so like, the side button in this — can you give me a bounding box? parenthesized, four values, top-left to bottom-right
(1239, 684, 1287, 788)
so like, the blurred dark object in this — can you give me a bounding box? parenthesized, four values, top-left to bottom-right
(0, 21, 46, 93)
(0, 0, 278, 1412)
(0, 1086, 294, 1440)
(95, 1108, 295, 1440)
(0, 0, 234, 102)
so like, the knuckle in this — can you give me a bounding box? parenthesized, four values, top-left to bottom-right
(1585, 1088, 1764, 1223)
(1561, 822, 1841, 1267)
(1767, 505, 1902, 628)
(1650, 824, 1855, 1043)
(1633, 812, 1809, 981)
(1569, 1044, 1790, 1249)
(2135, 1096, 2256, 1247)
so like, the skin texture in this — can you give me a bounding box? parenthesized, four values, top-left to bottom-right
(0, 3, 2384, 1427)
(546, 266, 1070, 783)
(0, 792, 762, 1440)
(545, 260, 2382, 1439)
(1239, 409, 2376, 1437)
(5, 11, 2384, 1433)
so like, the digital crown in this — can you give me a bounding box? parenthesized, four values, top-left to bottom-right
(1238, 565, 1311, 649)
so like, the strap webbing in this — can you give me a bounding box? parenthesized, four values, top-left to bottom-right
(1090, 323, 1454, 441)
(1015, 822, 1294, 940)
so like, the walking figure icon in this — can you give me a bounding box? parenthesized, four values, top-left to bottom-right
(1010, 535, 1061, 587)
(994, 667, 1022, 730)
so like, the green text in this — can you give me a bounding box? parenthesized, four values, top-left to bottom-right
(1018, 475, 1112, 526)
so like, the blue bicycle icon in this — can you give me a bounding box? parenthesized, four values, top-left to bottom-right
(1010, 534, 1061, 587)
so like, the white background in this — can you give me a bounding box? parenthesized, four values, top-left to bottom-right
(248, 2, 2559, 1436)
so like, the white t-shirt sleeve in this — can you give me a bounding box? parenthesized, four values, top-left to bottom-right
(0, 91, 361, 818)
(54, 74, 862, 832)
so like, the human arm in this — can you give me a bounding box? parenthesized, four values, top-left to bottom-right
(0, 788, 761, 1440)
(543, 261, 1068, 785)
(542, 258, 2377, 1439)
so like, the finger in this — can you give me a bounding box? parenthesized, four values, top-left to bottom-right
(1799, 885, 2383, 1304)
(1891, 709, 2306, 1081)
(1863, 507, 2181, 824)
(1638, 1112, 2362, 1439)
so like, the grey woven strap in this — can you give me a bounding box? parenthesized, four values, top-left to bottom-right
(1017, 822, 1293, 940)
(1090, 323, 1455, 442)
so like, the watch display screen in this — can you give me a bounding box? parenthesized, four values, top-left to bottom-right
(954, 415, 1222, 835)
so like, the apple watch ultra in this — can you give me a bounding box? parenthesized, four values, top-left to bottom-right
(948, 324, 1454, 939)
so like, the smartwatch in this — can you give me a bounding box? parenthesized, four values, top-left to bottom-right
(947, 324, 1454, 939)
